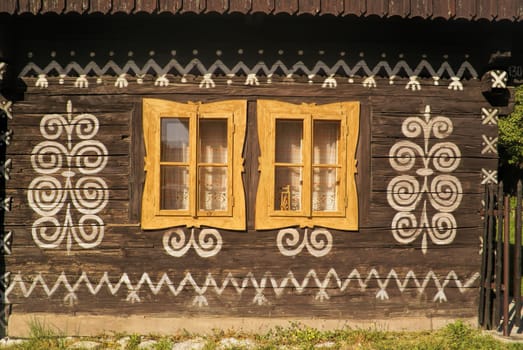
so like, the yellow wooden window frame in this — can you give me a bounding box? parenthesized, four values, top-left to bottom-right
(141, 98, 247, 230)
(255, 100, 359, 230)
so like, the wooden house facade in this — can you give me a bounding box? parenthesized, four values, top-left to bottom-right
(0, 0, 521, 335)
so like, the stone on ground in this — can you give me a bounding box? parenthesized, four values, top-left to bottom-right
(172, 338, 206, 350)
(218, 337, 255, 349)
(138, 339, 158, 349)
(69, 340, 101, 349)
(0, 338, 25, 347)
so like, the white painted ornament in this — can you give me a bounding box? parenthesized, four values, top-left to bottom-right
(27, 101, 108, 253)
(481, 169, 498, 185)
(387, 105, 463, 254)
(481, 135, 498, 154)
(0, 100, 13, 119)
(6, 268, 480, 307)
(481, 108, 498, 125)
(162, 228, 222, 258)
(448, 77, 463, 91)
(277, 228, 332, 257)
(20, 54, 477, 90)
(322, 75, 337, 88)
(35, 74, 49, 88)
(0, 130, 12, 146)
(490, 70, 507, 88)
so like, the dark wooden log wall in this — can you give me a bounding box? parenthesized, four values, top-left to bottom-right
(0, 14, 512, 324)
(2, 77, 497, 319)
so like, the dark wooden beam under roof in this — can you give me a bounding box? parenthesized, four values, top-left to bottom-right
(0, 0, 521, 21)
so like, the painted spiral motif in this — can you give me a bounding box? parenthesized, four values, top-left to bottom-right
(387, 106, 462, 254)
(162, 228, 222, 258)
(31, 141, 67, 174)
(386, 175, 421, 212)
(27, 101, 108, 252)
(277, 228, 332, 257)
(388, 141, 423, 172)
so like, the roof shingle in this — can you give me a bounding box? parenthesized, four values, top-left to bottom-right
(1, 0, 521, 21)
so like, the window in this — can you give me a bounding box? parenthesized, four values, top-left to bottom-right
(141, 99, 246, 230)
(255, 100, 359, 230)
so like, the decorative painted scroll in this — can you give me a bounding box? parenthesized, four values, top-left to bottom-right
(27, 101, 108, 252)
(6, 268, 480, 307)
(387, 106, 463, 254)
(162, 228, 222, 258)
(277, 228, 332, 257)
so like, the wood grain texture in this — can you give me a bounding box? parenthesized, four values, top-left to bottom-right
(455, 0, 476, 19)
(344, 0, 365, 15)
(88, 0, 112, 13)
(296, 0, 320, 15)
(112, 0, 135, 13)
(410, 0, 432, 18)
(319, 0, 343, 15)
(65, 0, 89, 13)
(180, 0, 205, 12)
(366, 0, 387, 16)
(41, 0, 66, 13)
(207, 0, 229, 13)
(158, 0, 183, 12)
(135, 0, 158, 13)
(18, 0, 42, 13)
(251, 0, 275, 13)
(274, 0, 298, 14)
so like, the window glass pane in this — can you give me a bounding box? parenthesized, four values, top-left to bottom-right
(161, 118, 189, 162)
(198, 166, 227, 211)
(312, 167, 338, 212)
(313, 121, 340, 164)
(274, 166, 302, 211)
(199, 119, 228, 164)
(275, 120, 302, 163)
(160, 166, 189, 210)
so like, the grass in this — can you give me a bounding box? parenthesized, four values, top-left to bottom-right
(3, 320, 523, 349)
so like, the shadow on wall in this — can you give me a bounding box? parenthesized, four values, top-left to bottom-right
(0, 84, 8, 338)
(0, 63, 26, 337)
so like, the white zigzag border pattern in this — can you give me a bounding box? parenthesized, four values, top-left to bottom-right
(19, 58, 478, 90)
(6, 269, 480, 308)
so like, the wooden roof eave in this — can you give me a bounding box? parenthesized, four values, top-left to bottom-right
(0, 0, 521, 22)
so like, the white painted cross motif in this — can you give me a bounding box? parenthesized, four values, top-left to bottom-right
(1, 197, 11, 212)
(481, 108, 498, 125)
(481, 135, 498, 154)
(27, 101, 108, 252)
(387, 105, 463, 254)
(0, 130, 12, 146)
(1, 231, 12, 255)
(0, 100, 12, 120)
(0, 159, 11, 180)
(481, 169, 498, 185)
(490, 70, 507, 88)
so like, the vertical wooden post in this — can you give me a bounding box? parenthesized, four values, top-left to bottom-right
(494, 181, 504, 328)
(503, 195, 510, 336)
(516, 180, 523, 328)
(479, 184, 490, 326)
(485, 184, 496, 329)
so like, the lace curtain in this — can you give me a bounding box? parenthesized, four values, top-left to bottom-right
(160, 118, 228, 211)
(274, 119, 339, 212)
